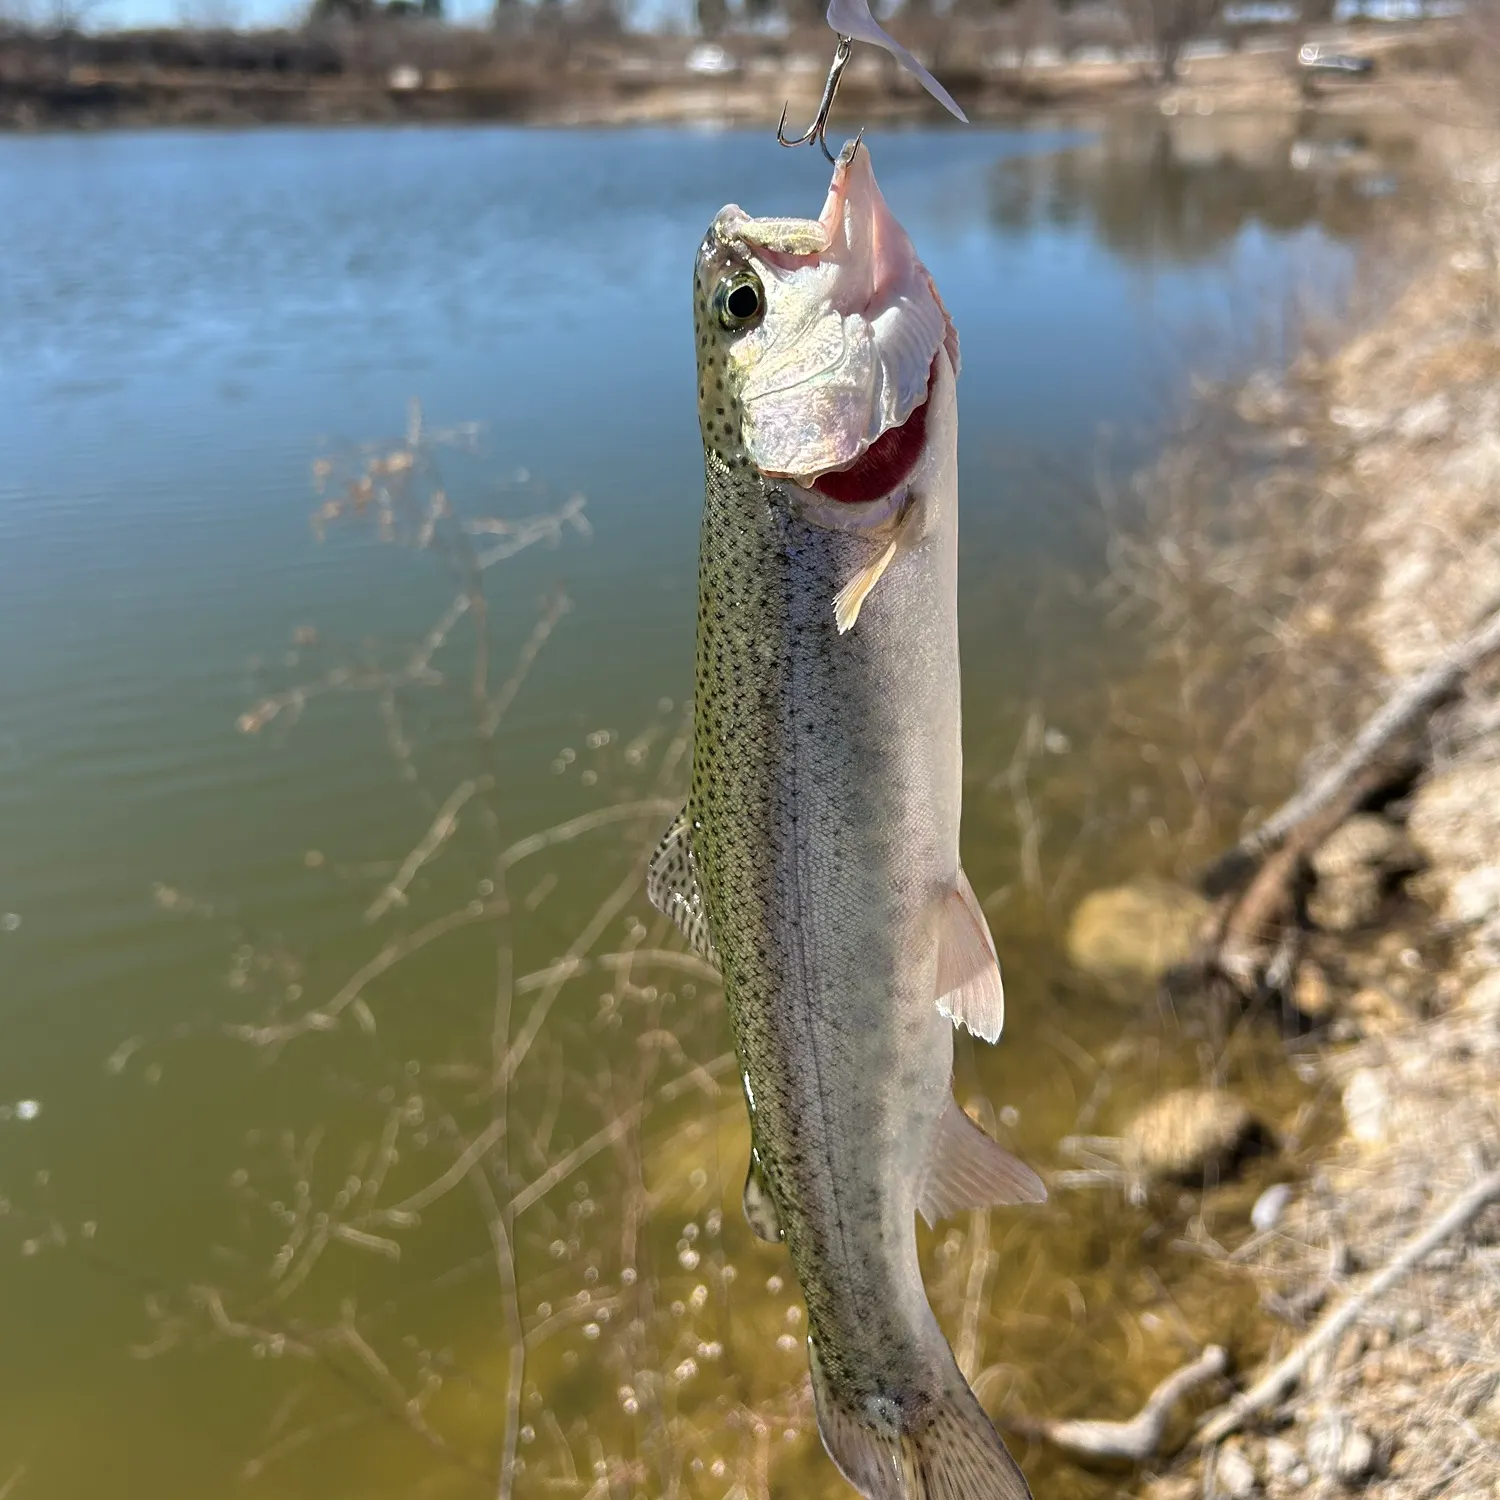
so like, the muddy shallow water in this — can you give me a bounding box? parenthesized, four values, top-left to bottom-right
(0, 117, 1413, 1498)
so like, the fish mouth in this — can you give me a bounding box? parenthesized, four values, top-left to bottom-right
(726, 143, 957, 488)
(809, 354, 936, 505)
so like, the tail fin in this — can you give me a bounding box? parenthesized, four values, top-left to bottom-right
(809, 1340, 1032, 1500)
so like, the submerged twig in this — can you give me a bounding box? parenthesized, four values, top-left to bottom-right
(1017, 1345, 1228, 1461)
(365, 777, 485, 923)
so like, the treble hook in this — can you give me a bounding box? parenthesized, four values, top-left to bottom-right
(776, 35, 854, 165)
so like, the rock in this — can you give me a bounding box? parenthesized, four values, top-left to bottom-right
(1215, 1442, 1259, 1499)
(1252, 1181, 1293, 1231)
(1313, 816, 1411, 878)
(1293, 960, 1334, 1020)
(1338, 1429, 1377, 1483)
(1446, 865, 1500, 926)
(1263, 1438, 1302, 1478)
(1347, 986, 1410, 1036)
(1307, 816, 1420, 933)
(1123, 1088, 1264, 1181)
(1343, 1068, 1389, 1144)
(1308, 868, 1382, 933)
(1066, 879, 1213, 982)
(1409, 765, 1500, 925)
(1307, 1412, 1378, 1483)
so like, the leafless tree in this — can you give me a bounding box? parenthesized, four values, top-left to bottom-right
(1125, 0, 1224, 81)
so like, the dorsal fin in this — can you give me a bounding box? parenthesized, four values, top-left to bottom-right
(935, 869, 1005, 1042)
(918, 1099, 1046, 1228)
(646, 808, 717, 965)
(742, 1148, 783, 1242)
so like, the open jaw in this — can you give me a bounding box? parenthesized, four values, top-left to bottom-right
(729, 144, 956, 496)
(809, 355, 936, 505)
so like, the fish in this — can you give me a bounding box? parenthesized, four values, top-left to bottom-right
(648, 142, 1045, 1500)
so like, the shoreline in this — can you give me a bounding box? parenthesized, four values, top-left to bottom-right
(0, 23, 1456, 133)
(1034, 102, 1500, 1497)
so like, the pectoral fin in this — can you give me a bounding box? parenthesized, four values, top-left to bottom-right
(743, 1149, 783, 1242)
(935, 869, 1005, 1042)
(833, 538, 899, 635)
(833, 498, 919, 635)
(918, 1099, 1047, 1228)
(646, 808, 717, 965)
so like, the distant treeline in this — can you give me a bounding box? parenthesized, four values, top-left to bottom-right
(0, 0, 1466, 132)
(0, 26, 345, 76)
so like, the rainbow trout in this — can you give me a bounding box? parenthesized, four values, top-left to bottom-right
(649, 144, 1043, 1500)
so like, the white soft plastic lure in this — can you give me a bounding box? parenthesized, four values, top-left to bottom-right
(825, 0, 967, 122)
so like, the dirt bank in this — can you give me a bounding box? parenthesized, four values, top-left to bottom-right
(1040, 108, 1500, 1499)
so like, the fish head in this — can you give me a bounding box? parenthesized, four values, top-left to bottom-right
(694, 142, 958, 524)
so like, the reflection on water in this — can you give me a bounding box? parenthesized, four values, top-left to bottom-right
(0, 121, 1409, 1500)
(989, 115, 1415, 263)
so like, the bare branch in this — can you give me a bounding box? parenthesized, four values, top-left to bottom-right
(1019, 1345, 1228, 1461)
(1198, 1168, 1500, 1444)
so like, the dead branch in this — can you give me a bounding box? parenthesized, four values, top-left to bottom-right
(956, 1207, 996, 1381)
(1198, 1167, 1500, 1444)
(227, 899, 505, 1047)
(507, 1052, 734, 1218)
(480, 589, 571, 739)
(466, 1161, 524, 1500)
(363, 1052, 735, 1231)
(496, 798, 679, 870)
(1201, 760, 1398, 996)
(365, 777, 486, 923)
(1201, 599, 1500, 896)
(1016, 1345, 1228, 1461)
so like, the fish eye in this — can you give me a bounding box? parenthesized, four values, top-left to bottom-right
(716, 272, 764, 331)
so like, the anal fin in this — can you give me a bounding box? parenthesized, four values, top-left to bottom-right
(935, 869, 1005, 1042)
(646, 807, 717, 965)
(918, 1099, 1046, 1228)
(742, 1148, 783, 1242)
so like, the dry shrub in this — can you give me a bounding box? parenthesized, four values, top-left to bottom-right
(1097, 371, 1386, 873)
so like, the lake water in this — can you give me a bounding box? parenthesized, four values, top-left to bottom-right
(0, 119, 1398, 1499)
